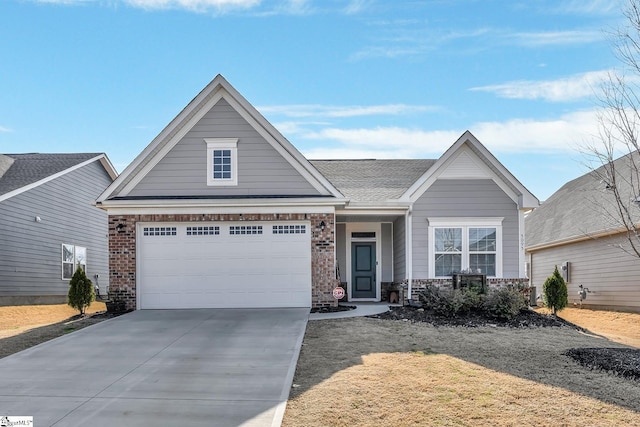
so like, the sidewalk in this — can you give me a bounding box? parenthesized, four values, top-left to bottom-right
(309, 302, 401, 320)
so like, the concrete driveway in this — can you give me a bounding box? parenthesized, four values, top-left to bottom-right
(0, 308, 309, 427)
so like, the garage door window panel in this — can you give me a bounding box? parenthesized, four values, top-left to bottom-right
(143, 227, 177, 236)
(230, 225, 263, 235)
(273, 224, 307, 234)
(186, 226, 220, 236)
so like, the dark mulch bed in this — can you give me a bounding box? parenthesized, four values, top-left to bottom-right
(564, 348, 640, 381)
(371, 306, 640, 381)
(370, 305, 580, 329)
(310, 305, 355, 314)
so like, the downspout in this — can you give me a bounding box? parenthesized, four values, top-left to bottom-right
(518, 209, 526, 278)
(406, 205, 413, 300)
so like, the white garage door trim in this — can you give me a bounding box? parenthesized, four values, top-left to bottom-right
(137, 221, 312, 309)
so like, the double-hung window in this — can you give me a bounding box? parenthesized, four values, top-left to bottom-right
(62, 244, 87, 280)
(205, 138, 238, 186)
(429, 218, 502, 278)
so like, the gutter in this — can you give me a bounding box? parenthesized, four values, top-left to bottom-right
(526, 227, 628, 252)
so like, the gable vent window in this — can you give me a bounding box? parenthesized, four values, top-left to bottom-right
(205, 138, 238, 186)
(273, 225, 306, 234)
(213, 150, 232, 179)
(143, 227, 177, 236)
(230, 225, 263, 235)
(186, 226, 220, 236)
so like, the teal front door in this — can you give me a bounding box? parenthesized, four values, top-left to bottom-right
(351, 242, 376, 299)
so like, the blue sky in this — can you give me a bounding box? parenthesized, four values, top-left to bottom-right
(0, 0, 626, 200)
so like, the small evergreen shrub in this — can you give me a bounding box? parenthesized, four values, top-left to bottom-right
(68, 266, 95, 315)
(418, 284, 485, 317)
(543, 266, 568, 315)
(483, 286, 527, 320)
(419, 283, 528, 320)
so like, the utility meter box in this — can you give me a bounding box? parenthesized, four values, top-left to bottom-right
(561, 261, 570, 283)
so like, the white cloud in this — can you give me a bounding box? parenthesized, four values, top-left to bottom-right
(300, 110, 599, 159)
(344, 0, 372, 15)
(30, 0, 93, 4)
(259, 103, 438, 118)
(470, 70, 610, 102)
(0, 126, 13, 133)
(513, 30, 604, 47)
(551, 0, 622, 15)
(124, 0, 260, 11)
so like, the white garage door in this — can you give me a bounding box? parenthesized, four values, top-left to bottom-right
(138, 222, 311, 309)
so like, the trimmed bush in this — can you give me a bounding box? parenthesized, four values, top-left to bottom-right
(483, 286, 527, 320)
(543, 266, 568, 315)
(68, 266, 95, 315)
(419, 283, 527, 320)
(418, 284, 484, 317)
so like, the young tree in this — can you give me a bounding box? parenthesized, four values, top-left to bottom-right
(585, 0, 640, 258)
(542, 266, 568, 315)
(68, 265, 95, 316)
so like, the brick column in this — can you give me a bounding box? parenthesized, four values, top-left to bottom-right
(310, 213, 339, 307)
(108, 215, 137, 310)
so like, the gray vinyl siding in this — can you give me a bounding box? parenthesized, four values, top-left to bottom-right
(529, 234, 640, 312)
(381, 223, 393, 282)
(336, 223, 347, 283)
(393, 216, 406, 282)
(129, 99, 321, 197)
(0, 161, 112, 299)
(412, 179, 520, 278)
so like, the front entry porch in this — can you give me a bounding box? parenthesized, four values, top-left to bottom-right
(335, 214, 405, 303)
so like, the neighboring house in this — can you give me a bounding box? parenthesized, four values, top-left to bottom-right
(526, 152, 640, 313)
(97, 75, 539, 310)
(0, 153, 117, 305)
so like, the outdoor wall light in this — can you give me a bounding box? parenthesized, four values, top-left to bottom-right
(116, 223, 126, 232)
(319, 220, 326, 231)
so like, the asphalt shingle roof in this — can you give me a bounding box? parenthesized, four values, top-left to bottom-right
(0, 153, 101, 197)
(310, 159, 437, 201)
(526, 151, 640, 248)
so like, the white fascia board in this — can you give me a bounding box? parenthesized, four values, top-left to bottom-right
(406, 152, 522, 206)
(336, 208, 408, 216)
(221, 90, 344, 198)
(401, 131, 540, 209)
(99, 76, 344, 201)
(117, 89, 228, 197)
(98, 77, 226, 203)
(99, 204, 337, 216)
(342, 200, 412, 209)
(1, 155, 110, 203)
(98, 155, 119, 180)
(428, 217, 504, 226)
(96, 197, 348, 210)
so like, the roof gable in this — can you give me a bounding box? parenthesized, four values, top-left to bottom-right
(0, 153, 117, 203)
(98, 75, 343, 203)
(402, 131, 539, 209)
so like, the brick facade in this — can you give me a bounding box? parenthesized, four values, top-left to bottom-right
(404, 277, 531, 304)
(108, 212, 338, 310)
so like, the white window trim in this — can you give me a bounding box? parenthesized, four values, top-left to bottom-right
(205, 138, 238, 186)
(428, 217, 503, 278)
(61, 244, 87, 280)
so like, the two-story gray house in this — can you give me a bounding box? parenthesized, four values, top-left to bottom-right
(97, 75, 539, 310)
